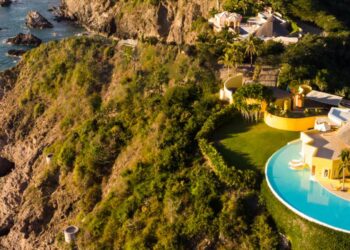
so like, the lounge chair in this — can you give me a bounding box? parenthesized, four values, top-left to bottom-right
(288, 159, 305, 170)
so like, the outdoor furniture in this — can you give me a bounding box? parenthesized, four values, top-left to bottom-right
(288, 159, 305, 170)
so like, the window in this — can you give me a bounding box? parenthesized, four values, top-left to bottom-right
(323, 169, 329, 178)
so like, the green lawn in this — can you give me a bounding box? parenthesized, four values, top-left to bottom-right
(213, 118, 350, 250)
(212, 119, 298, 172)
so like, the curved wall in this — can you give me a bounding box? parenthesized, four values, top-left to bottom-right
(264, 112, 326, 131)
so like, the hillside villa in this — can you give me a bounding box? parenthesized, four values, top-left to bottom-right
(209, 7, 299, 44)
(220, 75, 350, 192)
(300, 109, 350, 182)
(208, 11, 242, 33)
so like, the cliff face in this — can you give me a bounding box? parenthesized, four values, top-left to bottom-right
(62, 0, 217, 44)
(0, 38, 119, 249)
(0, 36, 223, 249)
(0, 65, 73, 249)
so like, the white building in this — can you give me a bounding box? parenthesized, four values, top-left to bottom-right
(209, 11, 242, 32)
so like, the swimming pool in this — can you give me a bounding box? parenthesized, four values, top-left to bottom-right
(266, 141, 350, 233)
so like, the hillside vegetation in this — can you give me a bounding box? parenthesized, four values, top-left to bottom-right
(1, 0, 350, 248)
(0, 37, 278, 249)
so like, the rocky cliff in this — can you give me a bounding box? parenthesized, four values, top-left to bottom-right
(0, 35, 225, 249)
(62, 0, 217, 44)
(0, 38, 119, 249)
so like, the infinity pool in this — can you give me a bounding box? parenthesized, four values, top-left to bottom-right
(266, 141, 350, 233)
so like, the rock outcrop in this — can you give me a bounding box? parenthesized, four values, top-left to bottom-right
(49, 6, 75, 22)
(25, 11, 53, 29)
(61, 0, 217, 44)
(6, 33, 42, 46)
(0, 157, 14, 177)
(0, 0, 11, 7)
(7, 49, 26, 57)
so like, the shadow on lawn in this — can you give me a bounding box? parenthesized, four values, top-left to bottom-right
(210, 117, 260, 172)
(214, 141, 257, 172)
(210, 118, 256, 142)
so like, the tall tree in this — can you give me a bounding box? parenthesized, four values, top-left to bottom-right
(226, 42, 244, 72)
(219, 52, 234, 76)
(245, 35, 259, 68)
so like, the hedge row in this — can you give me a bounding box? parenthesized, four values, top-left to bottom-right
(197, 106, 256, 189)
(198, 139, 256, 189)
(196, 105, 239, 140)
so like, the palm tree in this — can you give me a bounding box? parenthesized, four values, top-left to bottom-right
(239, 1, 249, 15)
(245, 35, 258, 68)
(218, 52, 234, 76)
(226, 42, 244, 72)
(232, 83, 273, 121)
(338, 149, 350, 191)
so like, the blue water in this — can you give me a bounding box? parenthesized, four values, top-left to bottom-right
(266, 141, 350, 232)
(0, 0, 82, 71)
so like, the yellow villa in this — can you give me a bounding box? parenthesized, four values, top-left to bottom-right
(300, 113, 350, 187)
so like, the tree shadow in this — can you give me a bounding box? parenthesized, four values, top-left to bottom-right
(214, 141, 257, 172)
(293, 0, 350, 29)
(211, 116, 256, 142)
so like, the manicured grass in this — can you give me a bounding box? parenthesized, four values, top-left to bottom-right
(212, 118, 298, 172)
(213, 117, 350, 250)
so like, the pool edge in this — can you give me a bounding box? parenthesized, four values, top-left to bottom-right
(265, 140, 350, 234)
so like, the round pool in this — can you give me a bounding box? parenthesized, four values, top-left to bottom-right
(266, 141, 350, 233)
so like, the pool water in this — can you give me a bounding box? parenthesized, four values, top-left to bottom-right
(266, 141, 350, 233)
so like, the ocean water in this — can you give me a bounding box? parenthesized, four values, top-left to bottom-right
(0, 0, 82, 72)
(266, 141, 350, 233)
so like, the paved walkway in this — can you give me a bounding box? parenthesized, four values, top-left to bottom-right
(219, 64, 279, 87)
(318, 179, 350, 201)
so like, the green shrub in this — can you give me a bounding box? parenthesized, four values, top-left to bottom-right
(89, 94, 102, 112)
(81, 184, 102, 212)
(58, 141, 76, 172)
(198, 139, 257, 189)
(33, 103, 45, 118)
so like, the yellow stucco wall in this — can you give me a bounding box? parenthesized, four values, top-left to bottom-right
(313, 157, 334, 180)
(264, 112, 326, 131)
(312, 158, 345, 180)
(300, 131, 344, 181)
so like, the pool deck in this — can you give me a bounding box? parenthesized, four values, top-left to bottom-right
(318, 179, 350, 201)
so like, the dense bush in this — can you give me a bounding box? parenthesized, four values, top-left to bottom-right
(198, 139, 257, 190)
(268, 0, 349, 31)
(196, 105, 238, 139)
(279, 34, 350, 95)
(223, 0, 264, 16)
(233, 83, 273, 121)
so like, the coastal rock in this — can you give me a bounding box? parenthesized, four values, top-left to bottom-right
(0, 157, 15, 177)
(6, 33, 42, 46)
(0, 0, 11, 7)
(25, 11, 53, 29)
(49, 6, 76, 22)
(7, 49, 27, 57)
(61, 0, 216, 44)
